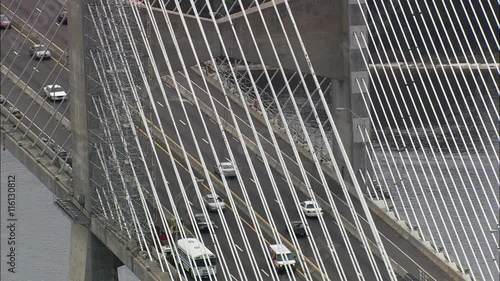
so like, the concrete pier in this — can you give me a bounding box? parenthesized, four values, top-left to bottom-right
(70, 224, 123, 281)
(67, 0, 124, 280)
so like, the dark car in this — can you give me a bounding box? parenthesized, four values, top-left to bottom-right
(288, 221, 306, 237)
(56, 10, 67, 25)
(194, 213, 216, 232)
(0, 14, 11, 29)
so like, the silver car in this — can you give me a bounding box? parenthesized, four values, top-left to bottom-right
(29, 44, 51, 60)
(202, 194, 226, 212)
(43, 84, 68, 101)
(214, 162, 236, 177)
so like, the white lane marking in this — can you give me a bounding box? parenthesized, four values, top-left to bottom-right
(157, 101, 164, 107)
(232, 136, 239, 142)
(230, 275, 238, 281)
(165, 83, 171, 88)
(13, 51, 19, 56)
(210, 119, 216, 124)
(235, 244, 243, 252)
(33, 67, 39, 72)
(36, 8, 41, 12)
(225, 157, 231, 162)
(256, 157, 263, 162)
(281, 177, 287, 182)
(202, 138, 209, 144)
(182, 99, 193, 105)
(179, 120, 186, 126)
(250, 178, 255, 183)
(260, 269, 269, 277)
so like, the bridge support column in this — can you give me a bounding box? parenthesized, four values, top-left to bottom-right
(70, 224, 123, 281)
(332, 0, 371, 187)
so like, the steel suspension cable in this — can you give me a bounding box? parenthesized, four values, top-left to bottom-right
(276, 1, 399, 279)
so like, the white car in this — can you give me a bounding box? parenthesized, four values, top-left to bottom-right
(43, 84, 68, 101)
(299, 200, 323, 218)
(29, 44, 51, 60)
(203, 194, 226, 212)
(214, 162, 236, 177)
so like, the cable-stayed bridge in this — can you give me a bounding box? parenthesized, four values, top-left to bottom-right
(0, 0, 498, 281)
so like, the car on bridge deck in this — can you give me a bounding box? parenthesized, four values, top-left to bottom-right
(202, 193, 226, 212)
(29, 44, 52, 60)
(214, 162, 236, 178)
(269, 244, 296, 274)
(56, 10, 68, 25)
(194, 213, 217, 232)
(287, 221, 306, 237)
(0, 14, 11, 29)
(299, 200, 323, 218)
(43, 84, 68, 101)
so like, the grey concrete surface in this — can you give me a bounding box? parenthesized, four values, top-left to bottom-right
(219, 0, 344, 79)
(149, 8, 220, 75)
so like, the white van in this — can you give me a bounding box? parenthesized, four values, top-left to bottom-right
(269, 244, 296, 273)
(177, 238, 217, 278)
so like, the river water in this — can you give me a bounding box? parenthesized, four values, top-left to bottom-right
(0, 150, 139, 281)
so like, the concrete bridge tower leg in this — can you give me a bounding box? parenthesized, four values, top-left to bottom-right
(70, 224, 124, 281)
(331, 0, 371, 187)
(67, 0, 123, 280)
(222, 0, 371, 188)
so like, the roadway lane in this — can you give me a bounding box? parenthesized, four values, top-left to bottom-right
(135, 74, 355, 280)
(159, 71, 388, 280)
(135, 78, 323, 280)
(150, 138, 287, 281)
(1, 73, 72, 164)
(1, 0, 68, 53)
(171, 65, 457, 280)
(1, 24, 71, 118)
